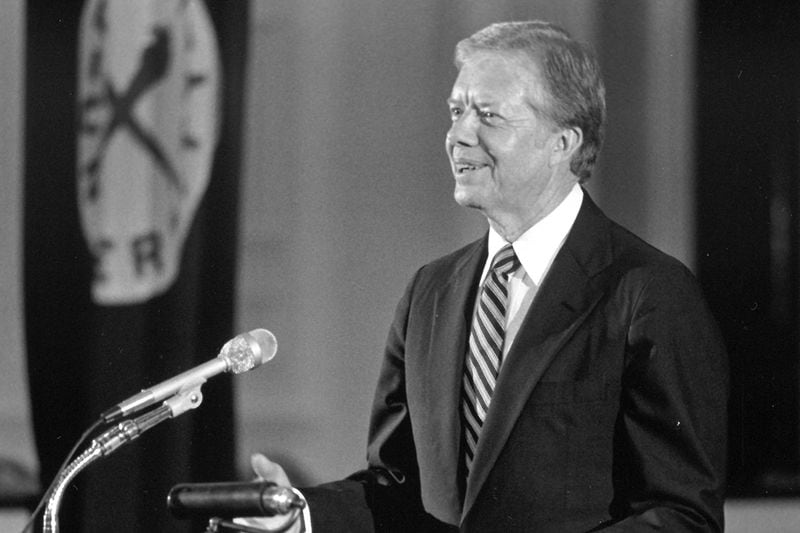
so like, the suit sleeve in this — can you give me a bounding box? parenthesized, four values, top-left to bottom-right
(302, 268, 454, 532)
(601, 262, 729, 532)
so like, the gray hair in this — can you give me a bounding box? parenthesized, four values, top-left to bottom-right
(455, 21, 606, 182)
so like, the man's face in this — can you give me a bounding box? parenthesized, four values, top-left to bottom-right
(446, 51, 565, 225)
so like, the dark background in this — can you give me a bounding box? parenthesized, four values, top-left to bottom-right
(696, 0, 800, 496)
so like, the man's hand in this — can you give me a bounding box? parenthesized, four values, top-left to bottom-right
(250, 453, 292, 486)
(234, 453, 305, 532)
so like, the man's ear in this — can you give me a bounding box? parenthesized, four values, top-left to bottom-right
(550, 126, 583, 167)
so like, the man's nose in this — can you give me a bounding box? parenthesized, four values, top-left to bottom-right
(446, 111, 479, 147)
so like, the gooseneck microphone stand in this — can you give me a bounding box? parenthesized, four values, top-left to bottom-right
(41, 382, 205, 533)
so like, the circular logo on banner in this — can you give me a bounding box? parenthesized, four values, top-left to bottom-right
(77, 0, 220, 305)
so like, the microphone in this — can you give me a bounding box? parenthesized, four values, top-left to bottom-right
(167, 481, 305, 519)
(101, 329, 277, 422)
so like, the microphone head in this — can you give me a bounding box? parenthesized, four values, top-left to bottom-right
(246, 329, 278, 364)
(219, 328, 277, 374)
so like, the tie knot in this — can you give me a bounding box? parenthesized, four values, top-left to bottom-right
(490, 244, 519, 277)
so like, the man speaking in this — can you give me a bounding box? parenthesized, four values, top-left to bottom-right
(239, 20, 728, 532)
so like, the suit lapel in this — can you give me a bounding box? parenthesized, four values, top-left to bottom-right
(461, 193, 615, 521)
(422, 237, 486, 519)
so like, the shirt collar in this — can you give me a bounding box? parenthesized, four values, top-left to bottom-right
(485, 183, 583, 286)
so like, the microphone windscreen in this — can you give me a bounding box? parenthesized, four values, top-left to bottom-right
(219, 328, 277, 374)
(247, 328, 278, 364)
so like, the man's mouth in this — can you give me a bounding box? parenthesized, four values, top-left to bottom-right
(453, 161, 487, 175)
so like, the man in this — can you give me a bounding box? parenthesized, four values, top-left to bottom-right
(242, 20, 728, 532)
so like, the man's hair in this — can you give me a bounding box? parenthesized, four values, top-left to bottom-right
(455, 21, 606, 182)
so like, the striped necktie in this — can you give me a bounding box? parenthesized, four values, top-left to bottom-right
(462, 244, 519, 471)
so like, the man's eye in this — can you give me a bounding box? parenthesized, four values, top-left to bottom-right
(449, 107, 463, 120)
(479, 110, 496, 121)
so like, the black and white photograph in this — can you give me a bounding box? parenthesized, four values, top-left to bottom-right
(1, 1, 798, 531)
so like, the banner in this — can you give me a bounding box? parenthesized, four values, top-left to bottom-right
(24, 1, 249, 530)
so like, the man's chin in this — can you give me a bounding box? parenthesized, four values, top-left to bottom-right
(453, 191, 484, 211)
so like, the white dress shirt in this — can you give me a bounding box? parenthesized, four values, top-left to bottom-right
(481, 183, 583, 358)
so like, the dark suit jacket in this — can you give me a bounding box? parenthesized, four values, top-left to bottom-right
(303, 192, 728, 532)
